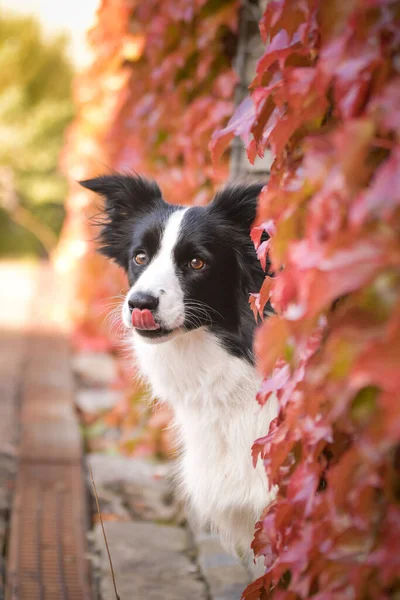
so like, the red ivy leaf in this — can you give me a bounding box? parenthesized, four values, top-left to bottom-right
(257, 239, 271, 271)
(350, 147, 400, 226)
(251, 220, 276, 250)
(210, 96, 255, 162)
(249, 276, 274, 322)
(256, 363, 290, 406)
(255, 316, 290, 376)
(241, 574, 272, 600)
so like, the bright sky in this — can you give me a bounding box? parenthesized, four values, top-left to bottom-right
(0, 0, 99, 67)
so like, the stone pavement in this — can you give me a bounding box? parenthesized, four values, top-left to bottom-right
(85, 454, 250, 600)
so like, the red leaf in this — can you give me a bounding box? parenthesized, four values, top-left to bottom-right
(210, 96, 255, 162)
(249, 276, 274, 322)
(285, 237, 389, 319)
(369, 78, 400, 135)
(350, 147, 400, 226)
(319, 27, 383, 119)
(251, 220, 276, 250)
(249, 293, 261, 322)
(254, 26, 311, 86)
(242, 574, 272, 600)
(257, 239, 271, 271)
(251, 226, 264, 251)
(255, 316, 290, 376)
(368, 506, 400, 585)
(352, 333, 400, 393)
(256, 364, 290, 406)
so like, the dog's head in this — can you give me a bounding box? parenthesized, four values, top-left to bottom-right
(81, 174, 266, 344)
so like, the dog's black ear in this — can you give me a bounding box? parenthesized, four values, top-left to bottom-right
(79, 174, 163, 269)
(209, 183, 265, 231)
(80, 174, 162, 216)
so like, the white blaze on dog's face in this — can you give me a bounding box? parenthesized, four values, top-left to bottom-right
(80, 174, 268, 356)
(122, 209, 188, 337)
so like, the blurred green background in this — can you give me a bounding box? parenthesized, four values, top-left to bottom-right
(0, 11, 74, 257)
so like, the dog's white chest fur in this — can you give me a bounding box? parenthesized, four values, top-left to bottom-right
(133, 328, 278, 555)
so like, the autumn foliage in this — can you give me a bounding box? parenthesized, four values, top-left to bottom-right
(212, 0, 400, 597)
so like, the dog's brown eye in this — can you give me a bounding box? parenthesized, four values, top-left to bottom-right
(134, 251, 147, 265)
(189, 258, 205, 270)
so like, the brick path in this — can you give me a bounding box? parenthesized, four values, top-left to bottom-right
(0, 262, 251, 600)
(0, 263, 35, 599)
(1, 262, 90, 600)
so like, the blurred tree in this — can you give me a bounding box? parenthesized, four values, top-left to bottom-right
(0, 12, 74, 256)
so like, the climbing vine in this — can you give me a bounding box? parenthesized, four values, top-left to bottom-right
(213, 0, 400, 597)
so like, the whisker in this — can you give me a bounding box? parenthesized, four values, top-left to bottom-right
(185, 299, 224, 321)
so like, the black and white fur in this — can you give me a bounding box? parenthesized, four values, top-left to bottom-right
(81, 174, 278, 572)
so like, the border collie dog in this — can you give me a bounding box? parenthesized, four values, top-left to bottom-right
(81, 174, 278, 570)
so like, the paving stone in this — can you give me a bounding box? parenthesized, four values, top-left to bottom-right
(186, 511, 250, 600)
(123, 478, 178, 522)
(76, 388, 122, 414)
(0, 455, 17, 593)
(0, 333, 25, 452)
(0, 454, 16, 548)
(87, 453, 166, 484)
(19, 419, 83, 461)
(86, 427, 122, 453)
(90, 486, 132, 521)
(87, 454, 178, 522)
(94, 521, 207, 600)
(72, 352, 118, 386)
(192, 529, 249, 600)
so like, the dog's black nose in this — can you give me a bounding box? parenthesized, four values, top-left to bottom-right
(128, 292, 159, 312)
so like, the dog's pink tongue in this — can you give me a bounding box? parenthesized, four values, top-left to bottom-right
(131, 308, 160, 331)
